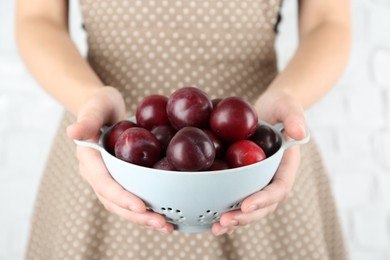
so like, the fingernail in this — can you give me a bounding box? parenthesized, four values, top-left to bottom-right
(248, 205, 258, 212)
(130, 205, 145, 213)
(216, 227, 228, 236)
(147, 219, 161, 229)
(298, 122, 306, 136)
(157, 226, 170, 235)
(227, 229, 235, 235)
(228, 220, 238, 227)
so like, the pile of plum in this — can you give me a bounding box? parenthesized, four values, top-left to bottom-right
(104, 87, 281, 171)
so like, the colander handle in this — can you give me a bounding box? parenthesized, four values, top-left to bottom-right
(274, 123, 311, 149)
(73, 139, 105, 152)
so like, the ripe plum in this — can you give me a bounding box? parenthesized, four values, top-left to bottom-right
(115, 127, 161, 167)
(167, 127, 215, 171)
(166, 87, 212, 129)
(250, 125, 281, 157)
(225, 140, 266, 168)
(136, 95, 169, 130)
(105, 120, 137, 154)
(151, 125, 177, 155)
(210, 97, 258, 143)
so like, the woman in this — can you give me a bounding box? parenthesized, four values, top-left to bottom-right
(16, 0, 351, 259)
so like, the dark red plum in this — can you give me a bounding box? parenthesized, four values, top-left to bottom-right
(167, 87, 213, 129)
(208, 160, 229, 171)
(105, 120, 137, 154)
(151, 125, 177, 155)
(153, 157, 176, 171)
(250, 124, 282, 157)
(225, 140, 266, 168)
(136, 94, 169, 130)
(210, 97, 258, 143)
(115, 127, 161, 167)
(203, 129, 225, 159)
(167, 127, 215, 171)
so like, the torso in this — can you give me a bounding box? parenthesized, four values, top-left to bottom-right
(79, 0, 282, 112)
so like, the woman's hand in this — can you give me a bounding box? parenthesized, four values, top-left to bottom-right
(211, 89, 307, 236)
(66, 86, 174, 234)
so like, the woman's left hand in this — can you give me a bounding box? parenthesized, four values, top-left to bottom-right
(211, 89, 307, 236)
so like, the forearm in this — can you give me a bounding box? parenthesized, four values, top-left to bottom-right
(16, 16, 103, 115)
(269, 21, 351, 109)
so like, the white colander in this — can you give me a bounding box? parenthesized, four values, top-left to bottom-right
(74, 120, 310, 233)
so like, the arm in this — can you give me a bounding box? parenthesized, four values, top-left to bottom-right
(15, 0, 104, 115)
(16, 0, 173, 234)
(268, 0, 352, 109)
(212, 0, 351, 236)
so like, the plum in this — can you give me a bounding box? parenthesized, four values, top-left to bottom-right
(210, 97, 258, 143)
(104, 120, 137, 154)
(208, 160, 229, 171)
(250, 125, 281, 157)
(166, 87, 213, 129)
(167, 127, 215, 171)
(115, 127, 161, 167)
(153, 157, 176, 171)
(225, 140, 266, 168)
(136, 94, 170, 130)
(150, 125, 177, 155)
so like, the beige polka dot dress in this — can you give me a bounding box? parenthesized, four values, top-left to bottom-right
(25, 1, 348, 259)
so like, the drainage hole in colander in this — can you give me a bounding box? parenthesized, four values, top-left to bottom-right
(230, 202, 242, 209)
(161, 207, 173, 212)
(176, 209, 181, 213)
(199, 215, 204, 219)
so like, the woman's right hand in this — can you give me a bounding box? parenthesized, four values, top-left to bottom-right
(66, 86, 174, 234)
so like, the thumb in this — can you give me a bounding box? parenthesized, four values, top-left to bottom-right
(265, 95, 307, 141)
(278, 97, 307, 140)
(256, 90, 307, 141)
(66, 87, 127, 141)
(283, 115, 307, 141)
(66, 115, 103, 141)
(66, 98, 109, 141)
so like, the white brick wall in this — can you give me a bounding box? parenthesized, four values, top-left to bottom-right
(1, 0, 389, 259)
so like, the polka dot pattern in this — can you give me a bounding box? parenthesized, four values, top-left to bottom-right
(26, 1, 348, 259)
(83, 0, 279, 112)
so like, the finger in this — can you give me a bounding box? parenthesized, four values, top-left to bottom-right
(227, 226, 238, 235)
(77, 147, 146, 213)
(66, 90, 125, 141)
(97, 194, 174, 234)
(213, 204, 278, 235)
(227, 204, 278, 226)
(241, 146, 300, 213)
(275, 99, 306, 141)
(211, 222, 229, 236)
(66, 102, 106, 141)
(93, 173, 147, 213)
(67, 117, 103, 141)
(218, 210, 241, 228)
(212, 223, 238, 236)
(257, 92, 307, 140)
(283, 115, 307, 141)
